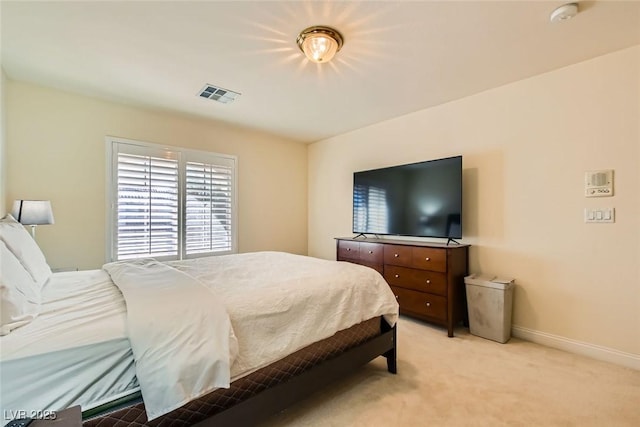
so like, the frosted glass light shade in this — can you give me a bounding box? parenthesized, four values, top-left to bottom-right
(297, 26, 344, 64)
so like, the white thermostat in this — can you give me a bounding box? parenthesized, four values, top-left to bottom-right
(585, 169, 613, 197)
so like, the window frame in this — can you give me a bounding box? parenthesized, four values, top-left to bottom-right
(105, 136, 238, 262)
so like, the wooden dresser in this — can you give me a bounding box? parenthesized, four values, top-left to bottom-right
(336, 237, 469, 337)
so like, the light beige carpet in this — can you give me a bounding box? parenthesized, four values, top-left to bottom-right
(262, 316, 640, 427)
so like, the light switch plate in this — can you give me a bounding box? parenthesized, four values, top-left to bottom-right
(584, 208, 615, 223)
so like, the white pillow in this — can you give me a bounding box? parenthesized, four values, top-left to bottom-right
(0, 240, 41, 335)
(0, 214, 52, 288)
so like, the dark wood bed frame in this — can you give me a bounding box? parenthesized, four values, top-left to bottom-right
(83, 318, 396, 426)
(193, 319, 397, 426)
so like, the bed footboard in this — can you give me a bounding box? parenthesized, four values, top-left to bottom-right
(83, 317, 397, 426)
(195, 318, 396, 426)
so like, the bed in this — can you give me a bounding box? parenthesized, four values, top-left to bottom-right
(0, 215, 399, 426)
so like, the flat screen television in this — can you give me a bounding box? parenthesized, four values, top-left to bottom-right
(352, 155, 462, 239)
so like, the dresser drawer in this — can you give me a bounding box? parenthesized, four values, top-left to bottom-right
(383, 244, 413, 267)
(411, 247, 447, 272)
(384, 265, 447, 296)
(337, 240, 360, 260)
(359, 242, 383, 264)
(390, 286, 447, 322)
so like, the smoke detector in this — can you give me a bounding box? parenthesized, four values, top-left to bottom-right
(550, 3, 579, 23)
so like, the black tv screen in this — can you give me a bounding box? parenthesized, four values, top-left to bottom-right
(352, 156, 462, 239)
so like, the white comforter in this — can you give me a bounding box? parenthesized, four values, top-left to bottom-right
(103, 259, 237, 421)
(168, 251, 399, 378)
(104, 251, 399, 421)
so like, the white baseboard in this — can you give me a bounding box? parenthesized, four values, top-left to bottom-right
(511, 325, 640, 371)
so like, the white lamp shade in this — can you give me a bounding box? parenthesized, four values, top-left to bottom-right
(11, 200, 55, 225)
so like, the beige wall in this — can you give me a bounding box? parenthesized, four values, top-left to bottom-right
(0, 68, 6, 215)
(308, 46, 640, 357)
(6, 81, 308, 269)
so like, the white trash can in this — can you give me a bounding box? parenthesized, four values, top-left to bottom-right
(464, 274, 514, 343)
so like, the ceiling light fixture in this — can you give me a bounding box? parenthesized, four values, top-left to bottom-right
(296, 26, 344, 64)
(550, 3, 579, 23)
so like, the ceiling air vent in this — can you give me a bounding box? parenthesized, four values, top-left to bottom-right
(198, 84, 240, 104)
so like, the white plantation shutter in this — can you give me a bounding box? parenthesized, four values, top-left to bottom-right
(108, 138, 237, 262)
(185, 160, 234, 255)
(116, 152, 179, 259)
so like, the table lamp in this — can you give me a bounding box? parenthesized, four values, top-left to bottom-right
(11, 200, 55, 238)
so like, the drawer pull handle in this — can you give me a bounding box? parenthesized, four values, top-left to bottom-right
(394, 274, 399, 278)
(394, 253, 399, 257)
(425, 257, 430, 261)
(346, 248, 351, 251)
(426, 280, 431, 284)
(426, 302, 431, 307)
(368, 250, 373, 254)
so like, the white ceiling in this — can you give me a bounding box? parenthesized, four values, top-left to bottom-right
(2, 1, 639, 143)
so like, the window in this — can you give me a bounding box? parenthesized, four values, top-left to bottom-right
(107, 137, 237, 262)
(184, 161, 234, 255)
(115, 147, 180, 259)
